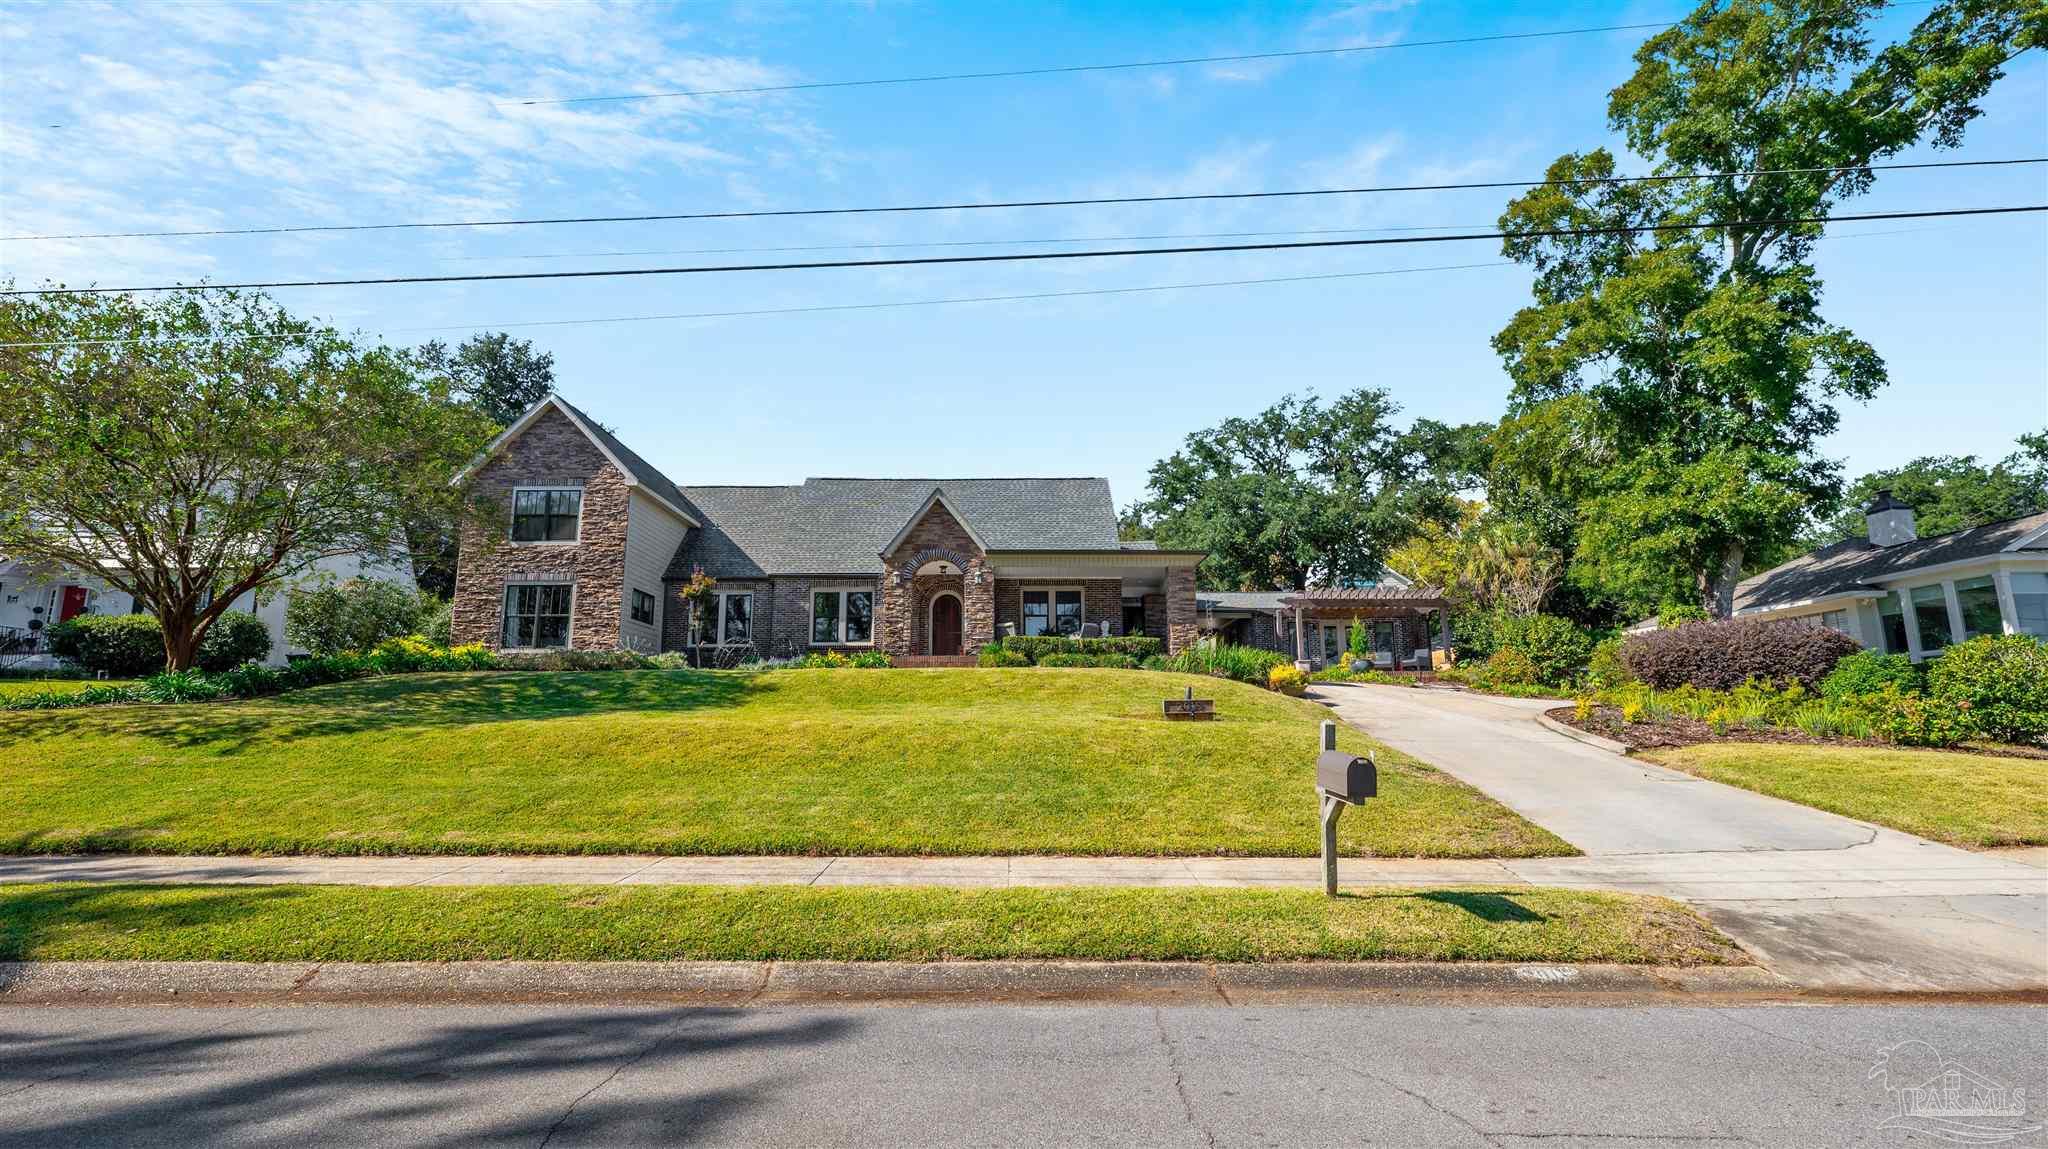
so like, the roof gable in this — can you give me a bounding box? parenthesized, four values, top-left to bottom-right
(453, 394, 700, 527)
(882, 488, 991, 558)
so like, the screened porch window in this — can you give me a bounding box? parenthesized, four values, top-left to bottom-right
(1910, 584, 1952, 651)
(511, 488, 582, 542)
(1955, 576, 2002, 639)
(1022, 589, 1083, 636)
(1876, 591, 1909, 654)
(2012, 573, 2048, 638)
(502, 584, 571, 649)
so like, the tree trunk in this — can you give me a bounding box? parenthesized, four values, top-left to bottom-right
(1702, 541, 1744, 620)
(160, 609, 200, 672)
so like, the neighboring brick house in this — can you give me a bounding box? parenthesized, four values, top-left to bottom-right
(1195, 581, 1455, 673)
(450, 395, 1205, 661)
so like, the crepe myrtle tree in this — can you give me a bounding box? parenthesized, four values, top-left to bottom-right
(1490, 0, 2040, 617)
(0, 288, 496, 671)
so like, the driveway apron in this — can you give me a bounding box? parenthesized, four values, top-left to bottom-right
(1309, 683, 2048, 993)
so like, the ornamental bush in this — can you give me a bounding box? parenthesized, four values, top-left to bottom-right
(1267, 663, 1308, 696)
(976, 644, 1032, 668)
(1161, 642, 1289, 685)
(1492, 613, 1594, 686)
(48, 610, 273, 675)
(1475, 648, 1539, 687)
(1926, 635, 2048, 744)
(1619, 618, 1859, 691)
(999, 634, 1163, 663)
(1585, 636, 1633, 691)
(284, 578, 431, 657)
(1819, 650, 1922, 700)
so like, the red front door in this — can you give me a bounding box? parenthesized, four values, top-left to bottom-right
(931, 595, 962, 656)
(58, 586, 89, 622)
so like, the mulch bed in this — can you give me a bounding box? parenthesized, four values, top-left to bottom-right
(1548, 705, 2048, 760)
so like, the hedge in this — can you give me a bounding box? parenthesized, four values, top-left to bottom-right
(1819, 650, 1921, 700)
(47, 612, 273, 675)
(992, 635, 1163, 663)
(1036, 652, 1141, 669)
(1926, 635, 2048, 744)
(1619, 618, 1859, 691)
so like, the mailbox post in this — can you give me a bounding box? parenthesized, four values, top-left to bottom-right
(1314, 720, 1376, 896)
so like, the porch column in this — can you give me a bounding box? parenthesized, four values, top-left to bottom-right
(1293, 606, 1306, 664)
(1439, 608, 1453, 667)
(1994, 570, 2020, 635)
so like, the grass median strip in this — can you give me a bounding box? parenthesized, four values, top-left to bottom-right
(0, 669, 1571, 859)
(0, 883, 1743, 965)
(1643, 743, 2048, 849)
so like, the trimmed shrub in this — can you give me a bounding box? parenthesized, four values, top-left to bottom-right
(1820, 650, 1921, 700)
(47, 614, 165, 677)
(792, 650, 893, 669)
(196, 612, 275, 671)
(285, 578, 430, 657)
(1926, 635, 2048, 744)
(1267, 663, 1308, 696)
(46, 611, 270, 674)
(1619, 618, 1859, 691)
(1845, 684, 1973, 747)
(1493, 613, 1593, 686)
(418, 599, 453, 647)
(1161, 642, 1289, 685)
(494, 649, 652, 671)
(1585, 636, 1632, 691)
(1476, 648, 1539, 687)
(977, 644, 1031, 668)
(999, 634, 1163, 663)
(1037, 652, 1140, 669)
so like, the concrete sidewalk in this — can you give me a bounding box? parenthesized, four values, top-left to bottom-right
(1308, 682, 2048, 993)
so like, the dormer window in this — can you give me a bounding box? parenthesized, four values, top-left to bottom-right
(511, 488, 581, 542)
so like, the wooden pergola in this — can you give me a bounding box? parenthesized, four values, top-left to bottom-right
(1280, 586, 1453, 671)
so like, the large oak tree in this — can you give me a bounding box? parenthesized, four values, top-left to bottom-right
(1491, 0, 2040, 617)
(0, 289, 495, 670)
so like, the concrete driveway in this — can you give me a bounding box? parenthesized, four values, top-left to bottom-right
(1309, 683, 2048, 992)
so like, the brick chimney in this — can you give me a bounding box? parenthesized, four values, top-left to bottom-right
(1864, 489, 1917, 547)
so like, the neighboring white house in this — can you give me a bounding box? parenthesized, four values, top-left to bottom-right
(0, 550, 418, 670)
(1729, 491, 2048, 660)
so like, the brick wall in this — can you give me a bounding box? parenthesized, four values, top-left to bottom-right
(451, 407, 628, 651)
(1142, 593, 1165, 640)
(879, 500, 993, 656)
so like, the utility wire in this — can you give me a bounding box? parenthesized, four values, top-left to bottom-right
(5, 156, 2037, 243)
(7, 204, 2040, 298)
(0, 260, 1513, 348)
(498, 18, 1677, 107)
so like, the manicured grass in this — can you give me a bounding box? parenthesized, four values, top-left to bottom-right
(0, 668, 1570, 859)
(0, 678, 136, 700)
(0, 883, 1741, 965)
(1645, 743, 2048, 848)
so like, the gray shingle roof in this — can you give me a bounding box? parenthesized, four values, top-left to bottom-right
(1736, 510, 2048, 612)
(551, 396, 704, 524)
(666, 477, 1122, 578)
(1196, 591, 1292, 612)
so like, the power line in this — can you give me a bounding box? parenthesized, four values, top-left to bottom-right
(8, 204, 2040, 298)
(0, 260, 1514, 349)
(5, 156, 2036, 244)
(498, 18, 1677, 107)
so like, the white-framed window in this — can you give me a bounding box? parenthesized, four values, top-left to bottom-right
(692, 592, 752, 645)
(629, 588, 656, 626)
(1817, 608, 1848, 633)
(811, 588, 874, 645)
(2012, 572, 2048, 638)
(1954, 575, 2002, 639)
(502, 583, 572, 649)
(1909, 583, 1953, 651)
(510, 487, 582, 543)
(1021, 588, 1083, 636)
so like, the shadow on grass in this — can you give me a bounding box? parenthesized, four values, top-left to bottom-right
(1413, 890, 1547, 923)
(0, 884, 316, 959)
(0, 1006, 857, 1148)
(0, 670, 765, 753)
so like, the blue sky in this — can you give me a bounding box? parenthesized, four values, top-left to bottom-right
(2, 1, 2043, 510)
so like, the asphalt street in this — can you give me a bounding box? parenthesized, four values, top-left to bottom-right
(3, 1002, 2043, 1147)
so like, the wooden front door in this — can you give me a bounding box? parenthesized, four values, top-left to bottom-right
(931, 595, 962, 655)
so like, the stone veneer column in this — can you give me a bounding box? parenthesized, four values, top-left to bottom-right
(1165, 566, 1198, 655)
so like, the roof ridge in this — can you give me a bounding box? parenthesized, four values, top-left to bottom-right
(802, 475, 1110, 482)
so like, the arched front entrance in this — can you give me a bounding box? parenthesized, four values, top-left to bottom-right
(929, 593, 963, 656)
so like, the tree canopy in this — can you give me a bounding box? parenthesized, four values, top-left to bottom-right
(1134, 388, 1487, 591)
(1488, 0, 2039, 618)
(0, 289, 495, 669)
(416, 331, 556, 426)
(1808, 431, 2048, 545)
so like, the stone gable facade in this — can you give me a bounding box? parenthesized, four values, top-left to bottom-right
(879, 499, 994, 656)
(450, 406, 629, 651)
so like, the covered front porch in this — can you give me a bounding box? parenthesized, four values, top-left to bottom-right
(1280, 587, 1453, 672)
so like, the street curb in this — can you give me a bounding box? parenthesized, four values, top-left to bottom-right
(0, 959, 1830, 1006)
(1536, 712, 1636, 757)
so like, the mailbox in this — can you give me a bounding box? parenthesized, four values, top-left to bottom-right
(1316, 749, 1376, 804)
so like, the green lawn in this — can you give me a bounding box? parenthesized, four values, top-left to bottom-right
(0, 678, 136, 700)
(0, 882, 1739, 964)
(1646, 743, 2048, 848)
(0, 668, 1571, 858)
